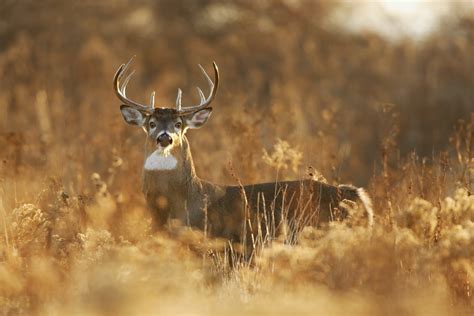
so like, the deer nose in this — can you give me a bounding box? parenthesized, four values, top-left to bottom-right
(157, 133, 173, 147)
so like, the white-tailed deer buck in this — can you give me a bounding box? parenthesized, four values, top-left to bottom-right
(114, 58, 374, 241)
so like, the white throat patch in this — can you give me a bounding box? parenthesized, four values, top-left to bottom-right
(144, 150, 177, 170)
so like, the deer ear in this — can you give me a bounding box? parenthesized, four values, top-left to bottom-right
(184, 108, 212, 129)
(120, 105, 146, 126)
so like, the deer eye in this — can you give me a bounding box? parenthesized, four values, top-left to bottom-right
(175, 122, 182, 129)
(149, 121, 156, 128)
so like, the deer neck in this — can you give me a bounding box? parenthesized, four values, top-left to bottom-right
(142, 136, 198, 186)
(141, 136, 203, 224)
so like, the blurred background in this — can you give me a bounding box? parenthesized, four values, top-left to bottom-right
(1, 3, 474, 314)
(0, 0, 473, 198)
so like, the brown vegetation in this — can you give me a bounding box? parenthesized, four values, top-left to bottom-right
(0, 1, 473, 315)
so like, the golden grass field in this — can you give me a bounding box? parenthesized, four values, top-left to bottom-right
(0, 1, 473, 315)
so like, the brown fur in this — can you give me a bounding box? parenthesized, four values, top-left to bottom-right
(142, 134, 373, 241)
(118, 78, 373, 240)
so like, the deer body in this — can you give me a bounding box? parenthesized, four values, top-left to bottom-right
(114, 58, 374, 240)
(141, 135, 372, 239)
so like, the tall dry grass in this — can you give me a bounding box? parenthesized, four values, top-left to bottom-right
(0, 151, 473, 315)
(0, 1, 473, 315)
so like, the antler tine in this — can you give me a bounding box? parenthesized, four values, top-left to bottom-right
(178, 62, 219, 115)
(120, 69, 135, 96)
(113, 56, 153, 114)
(176, 88, 182, 110)
(196, 87, 206, 103)
(121, 56, 134, 79)
(150, 91, 155, 108)
(198, 64, 214, 92)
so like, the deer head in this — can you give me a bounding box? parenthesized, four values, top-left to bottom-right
(114, 57, 219, 158)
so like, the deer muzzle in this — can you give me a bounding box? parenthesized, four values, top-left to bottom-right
(157, 133, 173, 147)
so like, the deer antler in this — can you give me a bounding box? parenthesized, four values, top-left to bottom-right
(175, 62, 219, 115)
(114, 58, 218, 115)
(113, 56, 154, 114)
